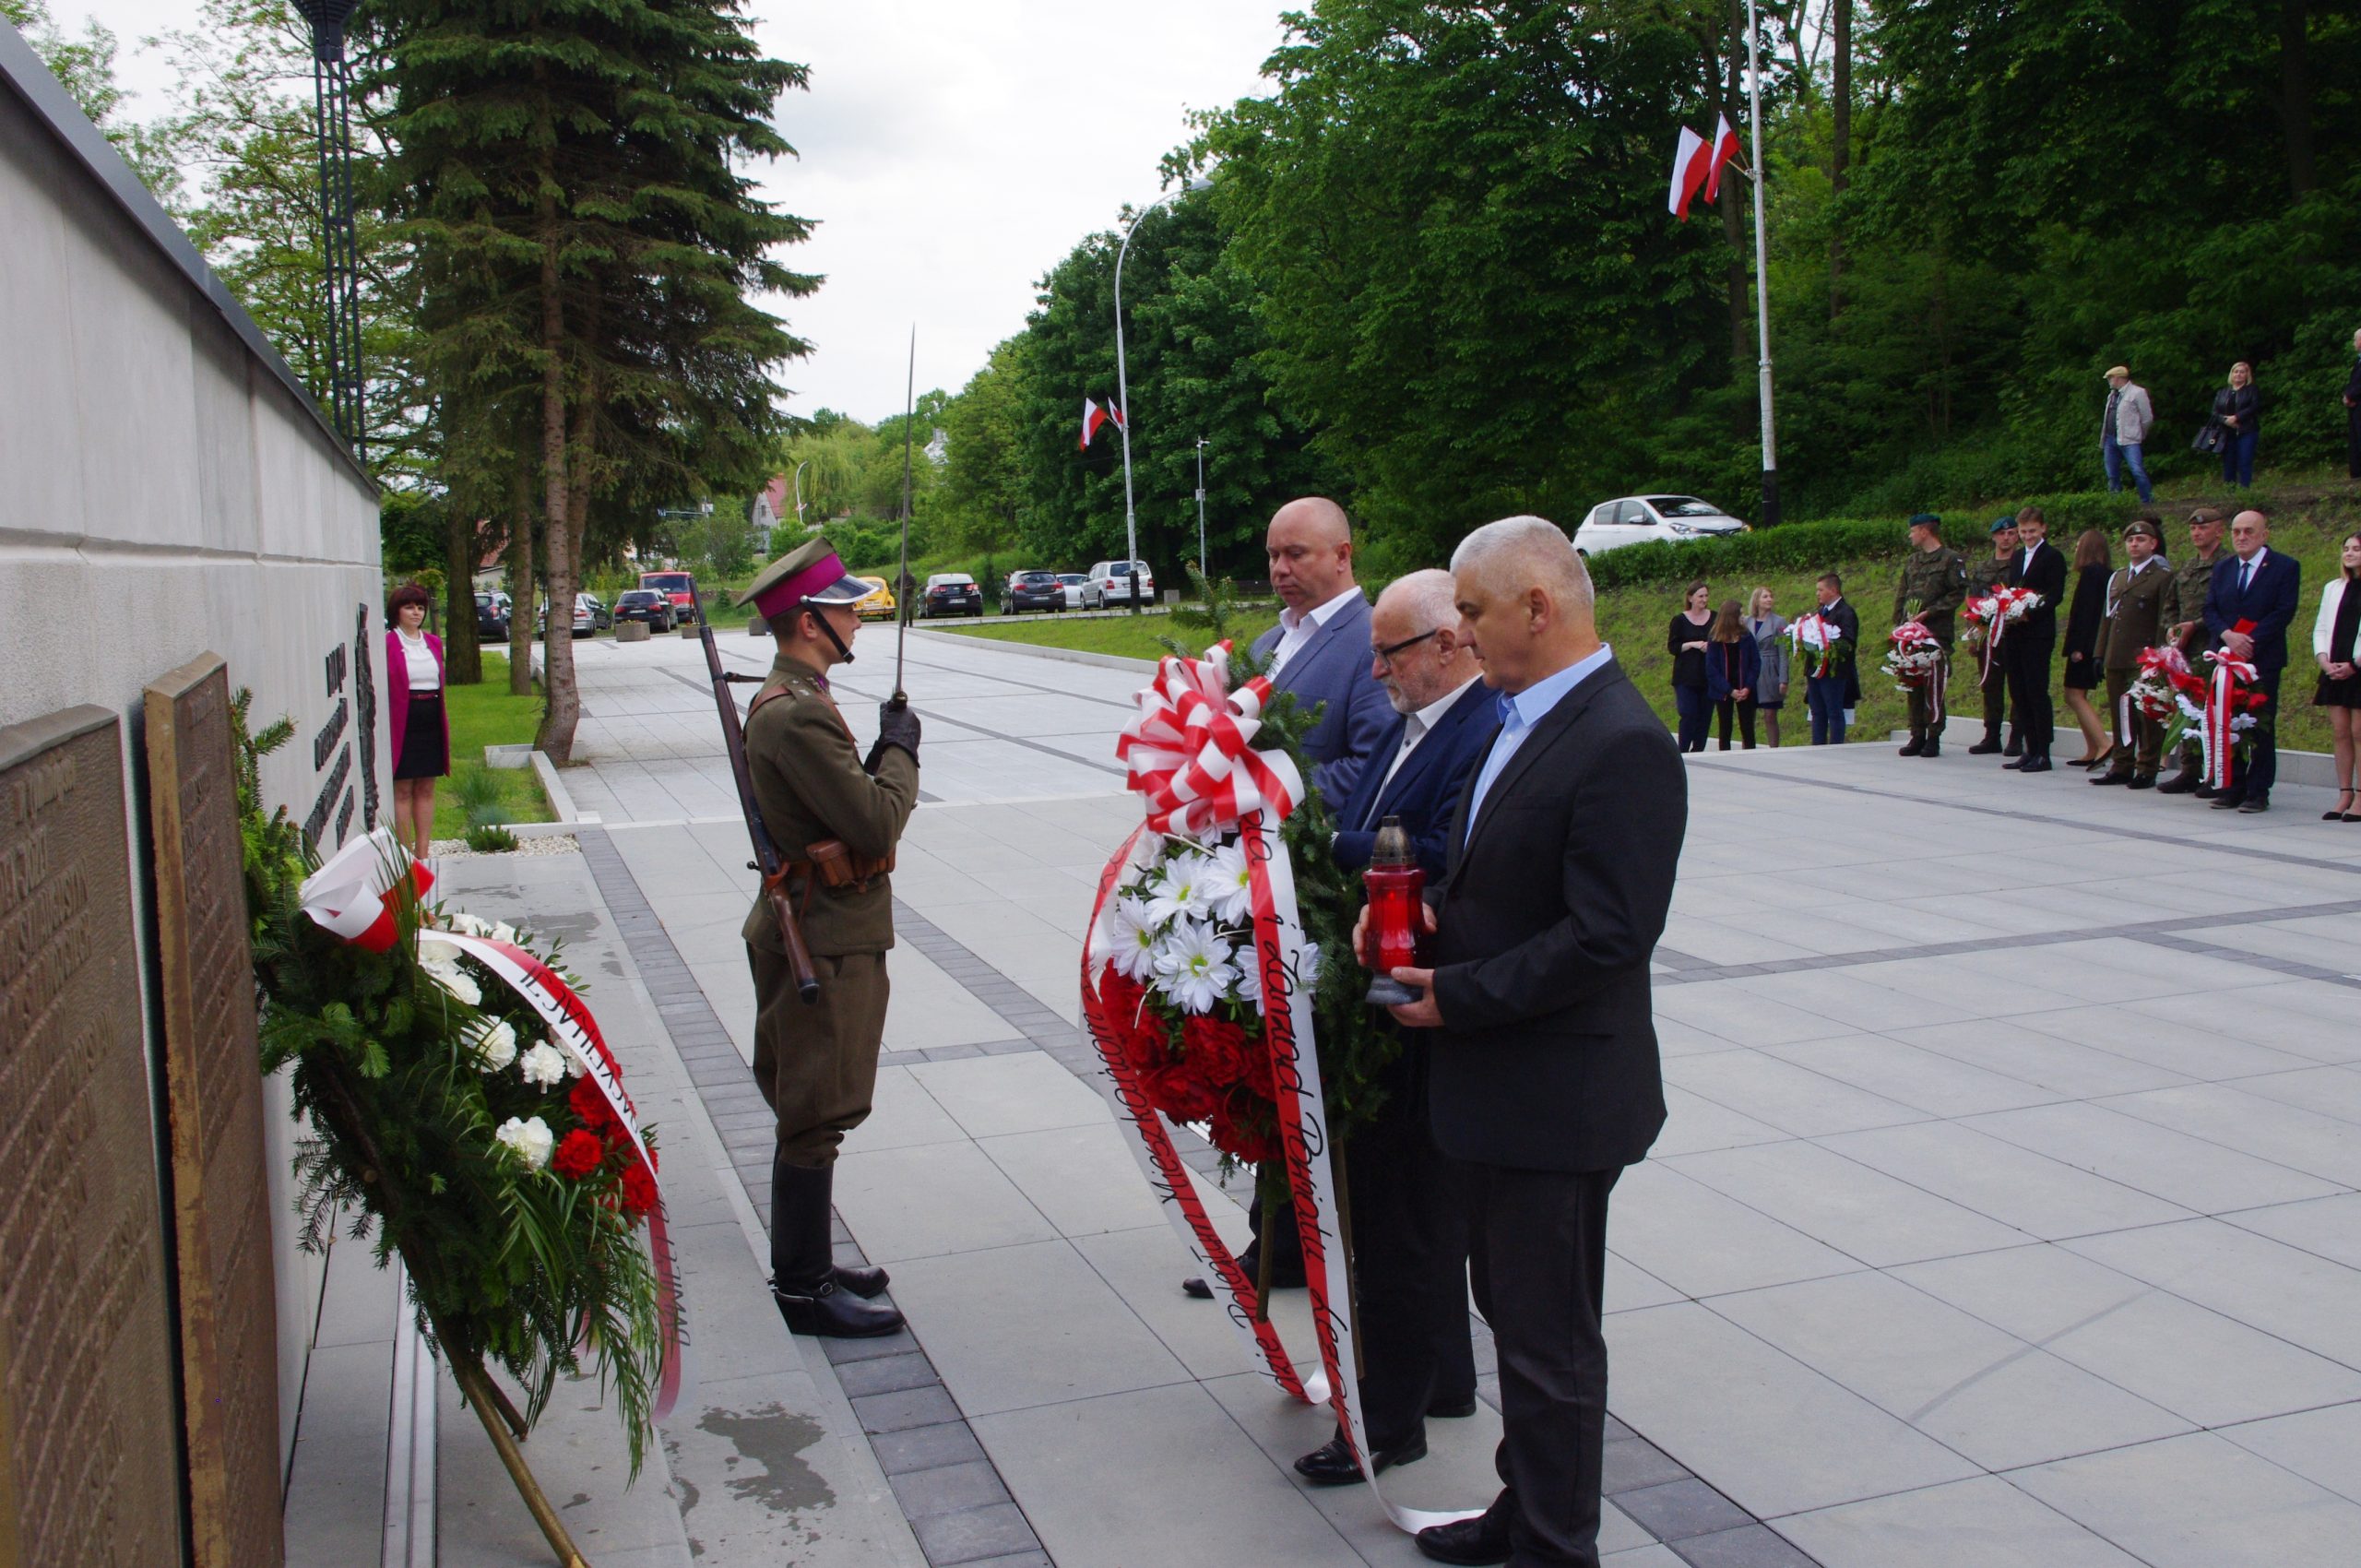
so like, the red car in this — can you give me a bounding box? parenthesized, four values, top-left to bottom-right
(638, 570, 700, 624)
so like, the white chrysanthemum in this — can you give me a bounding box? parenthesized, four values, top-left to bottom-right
(470, 1017, 519, 1073)
(1152, 920, 1239, 1015)
(518, 1041, 569, 1087)
(1108, 896, 1162, 982)
(1235, 944, 1263, 1007)
(563, 1041, 587, 1078)
(1143, 851, 1216, 928)
(446, 911, 492, 937)
(1202, 840, 1253, 924)
(495, 1115, 553, 1168)
(492, 921, 519, 944)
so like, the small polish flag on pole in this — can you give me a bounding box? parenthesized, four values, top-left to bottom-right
(1705, 113, 1741, 202)
(1667, 125, 1711, 220)
(1081, 398, 1109, 449)
(1107, 398, 1125, 430)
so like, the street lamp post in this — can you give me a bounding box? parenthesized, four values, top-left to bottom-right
(296, 0, 365, 458)
(1112, 177, 1211, 614)
(1193, 437, 1208, 580)
(1743, 0, 1781, 528)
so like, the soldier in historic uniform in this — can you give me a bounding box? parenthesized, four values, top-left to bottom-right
(2157, 506, 2230, 794)
(1964, 517, 2021, 755)
(1893, 513, 1967, 756)
(735, 539, 922, 1336)
(2089, 516, 2177, 790)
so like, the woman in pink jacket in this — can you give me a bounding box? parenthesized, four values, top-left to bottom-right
(386, 583, 449, 861)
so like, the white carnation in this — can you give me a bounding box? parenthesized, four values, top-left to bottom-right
(418, 948, 481, 1008)
(470, 1018, 518, 1073)
(495, 1115, 553, 1169)
(518, 1041, 569, 1087)
(445, 911, 492, 937)
(492, 921, 520, 944)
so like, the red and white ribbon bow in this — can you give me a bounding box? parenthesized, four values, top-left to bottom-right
(1115, 642, 1304, 837)
(2203, 651, 2260, 790)
(299, 827, 433, 951)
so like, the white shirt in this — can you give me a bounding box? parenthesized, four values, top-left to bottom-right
(1463, 644, 1616, 842)
(2234, 547, 2269, 595)
(1267, 585, 1362, 676)
(397, 628, 439, 692)
(1370, 675, 1482, 808)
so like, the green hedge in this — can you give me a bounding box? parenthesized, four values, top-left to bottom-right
(1582, 490, 2159, 590)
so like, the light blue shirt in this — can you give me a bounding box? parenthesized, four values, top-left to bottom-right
(1462, 643, 1615, 843)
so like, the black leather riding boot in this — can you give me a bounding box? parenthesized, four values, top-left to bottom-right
(771, 1163, 903, 1337)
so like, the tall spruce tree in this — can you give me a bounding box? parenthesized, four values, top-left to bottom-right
(365, 0, 814, 757)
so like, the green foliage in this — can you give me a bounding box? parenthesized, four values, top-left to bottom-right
(464, 822, 520, 853)
(235, 695, 665, 1472)
(4, 0, 186, 202)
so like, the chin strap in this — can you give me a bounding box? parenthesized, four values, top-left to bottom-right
(808, 606, 855, 665)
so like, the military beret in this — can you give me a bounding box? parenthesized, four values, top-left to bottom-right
(1907, 513, 1942, 535)
(1988, 516, 2018, 537)
(2122, 517, 2162, 541)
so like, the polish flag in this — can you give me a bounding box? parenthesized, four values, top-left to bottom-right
(1704, 113, 1741, 202)
(1667, 126, 1711, 220)
(1107, 399, 1125, 430)
(1081, 398, 1109, 449)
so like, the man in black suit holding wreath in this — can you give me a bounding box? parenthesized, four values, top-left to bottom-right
(1371, 516, 1687, 1568)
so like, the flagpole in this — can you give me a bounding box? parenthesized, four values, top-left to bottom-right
(1744, 0, 1781, 528)
(1110, 177, 1212, 616)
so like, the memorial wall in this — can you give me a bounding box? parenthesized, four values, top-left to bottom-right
(0, 21, 386, 1548)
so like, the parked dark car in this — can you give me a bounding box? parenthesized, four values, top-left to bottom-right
(613, 588, 674, 632)
(999, 569, 1066, 615)
(475, 592, 509, 641)
(639, 570, 699, 624)
(922, 573, 984, 618)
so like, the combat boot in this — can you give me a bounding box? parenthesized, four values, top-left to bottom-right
(1899, 736, 1925, 756)
(772, 1164, 904, 1337)
(2155, 763, 2201, 794)
(1967, 727, 2002, 755)
(1921, 738, 1941, 758)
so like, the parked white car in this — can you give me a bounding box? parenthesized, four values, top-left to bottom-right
(1056, 572, 1103, 610)
(1570, 496, 1749, 556)
(1086, 559, 1156, 606)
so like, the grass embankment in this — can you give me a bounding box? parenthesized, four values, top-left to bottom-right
(1601, 480, 2360, 754)
(938, 608, 1281, 661)
(435, 652, 555, 838)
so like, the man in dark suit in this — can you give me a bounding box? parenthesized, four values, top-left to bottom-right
(1292, 570, 1494, 1488)
(1801, 572, 1860, 745)
(2002, 504, 2069, 773)
(2203, 508, 2301, 813)
(1249, 497, 1395, 804)
(1378, 517, 1686, 1568)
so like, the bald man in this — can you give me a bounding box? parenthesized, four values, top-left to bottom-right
(1378, 517, 1685, 1568)
(1291, 571, 1493, 1489)
(1249, 497, 1394, 804)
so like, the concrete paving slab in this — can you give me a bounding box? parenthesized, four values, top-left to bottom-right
(2010, 1431, 2361, 1568)
(1776, 1476, 2147, 1568)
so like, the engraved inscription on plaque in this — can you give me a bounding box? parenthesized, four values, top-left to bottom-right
(144, 657, 285, 1568)
(0, 707, 183, 1568)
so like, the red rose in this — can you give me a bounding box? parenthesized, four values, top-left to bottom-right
(1208, 1092, 1281, 1165)
(1181, 1015, 1253, 1087)
(620, 1158, 658, 1220)
(552, 1128, 605, 1182)
(1142, 1060, 1223, 1123)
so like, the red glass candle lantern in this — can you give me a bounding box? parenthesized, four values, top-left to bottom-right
(1362, 815, 1426, 1006)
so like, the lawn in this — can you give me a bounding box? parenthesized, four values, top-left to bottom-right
(435, 652, 555, 838)
(935, 607, 1280, 662)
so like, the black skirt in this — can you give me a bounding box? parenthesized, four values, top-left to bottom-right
(395, 689, 449, 779)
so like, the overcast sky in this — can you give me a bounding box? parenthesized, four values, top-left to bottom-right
(51, 0, 1290, 424)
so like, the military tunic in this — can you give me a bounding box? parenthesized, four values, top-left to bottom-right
(2168, 546, 2225, 765)
(2094, 558, 2180, 778)
(742, 657, 920, 1167)
(1963, 552, 2016, 740)
(1894, 545, 1969, 740)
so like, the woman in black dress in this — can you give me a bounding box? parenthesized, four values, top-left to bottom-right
(2058, 529, 2112, 767)
(1667, 581, 1714, 753)
(2311, 531, 2361, 820)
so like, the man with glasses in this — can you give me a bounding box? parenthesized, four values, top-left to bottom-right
(2201, 509, 2301, 814)
(1289, 570, 1496, 1489)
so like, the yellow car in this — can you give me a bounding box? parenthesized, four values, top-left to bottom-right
(852, 576, 896, 621)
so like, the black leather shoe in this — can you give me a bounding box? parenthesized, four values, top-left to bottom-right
(2211, 792, 2246, 810)
(2003, 735, 2024, 757)
(773, 1280, 904, 1338)
(1180, 1276, 1214, 1300)
(2155, 768, 2200, 794)
(836, 1263, 890, 1299)
(1921, 741, 1941, 757)
(1294, 1432, 1427, 1486)
(2195, 782, 2220, 799)
(2020, 755, 2053, 773)
(1967, 734, 2002, 755)
(2090, 770, 2130, 786)
(2238, 794, 2271, 814)
(1428, 1395, 1478, 1419)
(2127, 774, 2156, 790)
(1898, 736, 1924, 756)
(2002, 756, 2029, 769)
(1416, 1507, 1513, 1566)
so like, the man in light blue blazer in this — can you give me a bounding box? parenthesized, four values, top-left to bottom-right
(1248, 497, 1395, 806)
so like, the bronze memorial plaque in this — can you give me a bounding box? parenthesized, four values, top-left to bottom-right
(0, 706, 183, 1568)
(144, 656, 284, 1568)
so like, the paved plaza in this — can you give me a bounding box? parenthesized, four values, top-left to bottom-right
(386, 625, 2361, 1567)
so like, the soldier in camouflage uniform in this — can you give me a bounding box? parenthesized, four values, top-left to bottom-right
(1964, 517, 2022, 755)
(1893, 513, 1968, 756)
(2156, 506, 2230, 794)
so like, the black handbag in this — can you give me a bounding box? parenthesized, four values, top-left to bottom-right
(2192, 420, 2226, 455)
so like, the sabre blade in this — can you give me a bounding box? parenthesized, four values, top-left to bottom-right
(893, 325, 915, 709)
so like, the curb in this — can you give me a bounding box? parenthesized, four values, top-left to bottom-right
(530, 749, 599, 825)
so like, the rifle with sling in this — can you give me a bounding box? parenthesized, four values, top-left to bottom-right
(691, 576, 820, 1004)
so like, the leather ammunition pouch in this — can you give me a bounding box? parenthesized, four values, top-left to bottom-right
(792, 837, 894, 893)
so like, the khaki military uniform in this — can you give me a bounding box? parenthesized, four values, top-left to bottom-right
(2168, 546, 2225, 771)
(2094, 558, 2180, 780)
(1963, 552, 2016, 744)
(1894, 545, 1968, 742)
(742, 658, 919, 1167)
